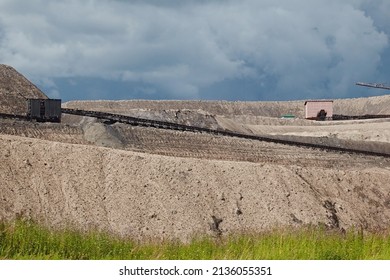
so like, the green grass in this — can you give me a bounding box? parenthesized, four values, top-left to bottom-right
(1, 220, 390, 260)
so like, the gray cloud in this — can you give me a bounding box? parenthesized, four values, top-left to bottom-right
(0, 0, 389, 100)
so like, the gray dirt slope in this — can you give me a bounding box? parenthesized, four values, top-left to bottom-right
(1, 133, 390, 242)
(2, 65, 390, 242)
(0, 64, 47, 115)
(64, 94, 390, 120)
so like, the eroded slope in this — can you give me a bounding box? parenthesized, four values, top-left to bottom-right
(0, 64, 48, 115)
(1, 134, 390, 242)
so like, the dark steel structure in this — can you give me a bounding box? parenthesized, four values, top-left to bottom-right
(27, 99, 61, 122)
(61, 108, 390, 158)
(356, 82, 390, 90)
(2, 104, 390, 157)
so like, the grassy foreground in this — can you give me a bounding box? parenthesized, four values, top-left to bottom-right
(1, 220, 390, 260)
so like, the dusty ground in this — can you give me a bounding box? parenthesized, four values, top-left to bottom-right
(1, 133, 390, 242)
(1, 64, 390, 241)
(0, 65, 47, 115)
(64, 94, 390, 122)
(1, 109, 390, 241)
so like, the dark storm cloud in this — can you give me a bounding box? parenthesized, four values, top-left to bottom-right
(0, 0, 388, 100)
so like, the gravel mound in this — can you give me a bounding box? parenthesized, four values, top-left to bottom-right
(1, 134, 390, 242)
(2, 65, 390, 242)
(0, 64, 48, 115)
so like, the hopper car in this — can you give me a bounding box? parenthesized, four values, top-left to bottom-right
(27, 99, 61, 122)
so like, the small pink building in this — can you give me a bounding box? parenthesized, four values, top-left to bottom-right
(304, 100, 333, 119)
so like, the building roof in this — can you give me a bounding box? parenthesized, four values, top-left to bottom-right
(304, 100, 333, 105)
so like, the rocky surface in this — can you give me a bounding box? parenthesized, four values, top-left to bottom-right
(1, 64, 390, 242)
(1, 134, 390, 242)
(0, 64, 47, 115)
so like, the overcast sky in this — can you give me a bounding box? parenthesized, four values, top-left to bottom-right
(0, 0, 389, 101)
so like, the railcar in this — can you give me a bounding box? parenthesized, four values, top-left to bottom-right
(27, 99, 61, 122)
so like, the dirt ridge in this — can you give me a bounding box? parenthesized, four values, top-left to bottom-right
(0, 64, 48, 115)
(1, 134, 390, 241)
